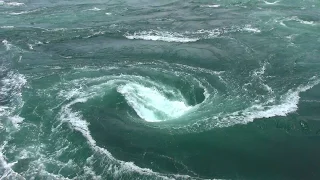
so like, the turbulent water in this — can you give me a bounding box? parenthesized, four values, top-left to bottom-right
(1, 0, 320, 179)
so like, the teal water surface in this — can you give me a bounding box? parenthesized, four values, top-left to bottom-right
(1, 0, 320, 179)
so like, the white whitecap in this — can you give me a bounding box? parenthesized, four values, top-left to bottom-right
(0, 1, 25, 6)
(200, 4, 220, 8)
(125, 30, 199, 43)
(7, 2, 24, 6)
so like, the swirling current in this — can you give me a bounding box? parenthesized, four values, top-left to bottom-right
(1, 0, 320, 179)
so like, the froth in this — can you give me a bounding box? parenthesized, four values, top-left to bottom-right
(263, 1, 280, 5)
(0, 26, 14, 29)
(200, 4, 220, 8)
(124, 25, 261, 43)
(125, 30, 199, 43)
(88, 7, 101, 11)
(0, 72, 26, 117)
(2, 40, 11, 51)
(220, 77, 320, 127)
(0, 142, 23, 179)
(243, 25, 261, 33)
(118, 83, 192, 122)
(0, 1, 25, 6)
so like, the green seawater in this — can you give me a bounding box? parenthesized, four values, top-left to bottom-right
(1, 0, 320, 179)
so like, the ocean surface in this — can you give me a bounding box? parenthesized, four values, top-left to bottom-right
(1, 0, 320, 179)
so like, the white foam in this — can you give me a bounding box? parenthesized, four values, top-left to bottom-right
(7, 2, 24, 6)
(0, 26, 14, 29)
(83, 166, 102, 180)
(0, 71, 27, 98)
(280, 16, 315, 26)
(243, 25, 261, 33)
(194, 25, 261, 37)
(84, 31, 105, 38)
(0, 71, 26, 131)
(0, 142, 23, 180)
(2, 40, 11, 51)
(118, 83, 191, 122)
(125, 26, 262, 43)
(88, 7, 101, 11)
(200, 4, 220, 8)
(27, 44, 33, 50)
(0, 1, 25, 6)
(220, 77, 320, 126)
(105, 12, 112, 15)
(125, 30, 199, 43)
(292, 16, 315, 25)
(0, 106, 9, 116)
(263, 1, 280, 5)
(8, 11, 32, 15)
(8, 115, 24, 128)
(193, 29, 222, 38)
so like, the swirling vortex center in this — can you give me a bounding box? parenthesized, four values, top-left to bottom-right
(117, 83, 194, 122)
